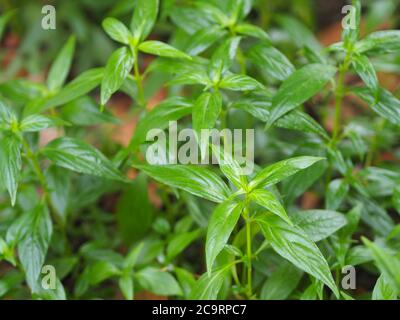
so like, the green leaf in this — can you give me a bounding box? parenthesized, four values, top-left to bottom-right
(116, 174, 153, 245)
(247, 43, 294, 81)
(206, 200, 243, 272)
(129, 97, 193, 150)
(362, 237, 400, 292)
(124, 243, 144, 271)
(130, 0, 159, 42)
(195, 2, 229, 27)
(292, 210, 347, 242)
(138, 40, 191, 60)
(249, 156, 324, 190)
(326, 179, 349, 210)
(19, 114, 59, 132)
(189, 263, 233, 300)
(102, 17, 132, 45)
(353, 86, 400, 126)
(101, 47, 134, 105)
(134, 164, 230, 203)
(42, 137, 126, 182)
(169, 7, 212, 35)
(372, 275, 397, 300)
(250, 189, 292, 225)
(18, 203, 52, 291)
(219, 74, 264, 91)
(185, 26, 227, 56)
(167, 229, 201, 261)
(231, 95, 271, 122)
(0, 96, 17, 125)
(0, 133, 21, 206)
(211, 144, 247, 189)
(255, 214, 339, 297)
(119, 275, 134, 300)
(275, 109, 329, 140)
(208, 37, 241, 82)
(352, 54, 378, 92)
(47, 35, 76, 91)
(267, 64, 336, 127)
(260, 263, 303, 300)
(45, 166, 70, 224)
(136, 267, 181, 296)
(175, 267, 196, 299)
(235, 23, 270, 41)
(355, 30, 400, 54)
(60, 96, 118, 126)
(41, 68, 104, 112)
(87, 261, 120, 285)
(192, 91, 222, 134)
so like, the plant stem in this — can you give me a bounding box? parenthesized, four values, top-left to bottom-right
(244, 205, 253, 298)
(21, 138, 49, 198)
(132, 48, 146, 108)
(332, 53, 351, 143)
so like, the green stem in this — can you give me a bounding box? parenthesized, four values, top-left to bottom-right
(21, 138, 49, 198)
(132, 48, 146, 108)
(21, 137, 65, 231)
(244, 205, 253, 298)
(332, 53, 352, 143)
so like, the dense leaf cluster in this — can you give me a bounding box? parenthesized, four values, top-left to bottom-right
(0, 0, 400, 300)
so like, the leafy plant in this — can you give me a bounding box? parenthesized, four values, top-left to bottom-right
(0, 0, 400, 300)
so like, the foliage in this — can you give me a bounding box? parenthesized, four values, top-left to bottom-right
(0, 0, 400, 300)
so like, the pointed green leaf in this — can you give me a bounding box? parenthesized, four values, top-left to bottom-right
(102, 17, 132, 45)
(101, 47, 134, 105)
(193, 91, 222, 135)
(206, 200, 243, 272)
(355, 30, 400, 54)
(18, 204, 52, 291)
(47, 35, 76, 91)
(138, 40, 191, 59)
(292, 210, 347, 242)
(185, 26, 227, 56)
(136, 267, 181, 296)
(326, 179, 349, 210)
(41, 68, 104, 112)
(362, 237, 400, 291)
(235, 23, 270, 41)
(211, 144, 247, 189)
(250, 189, 292, 225)
(129, 97, 193, 150)
(353, 86, 400, 126)
(249, 156, 324, 190)
(130, 0, 159, 41)
(134, 164, 230, 203)
(247, 43, 294, 81)
(256, 214, 339, 297)
(208, 37, 241, 82)
(267, 64, 337, 126)
(275, 109, 329, 140)
(42, 137, 126, 182)
(219, 74, 264, 91)
(0, 133, 21, 206)
(352, 54, 378, 92)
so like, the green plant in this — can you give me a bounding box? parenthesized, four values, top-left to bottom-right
(0, 0, 400, 300)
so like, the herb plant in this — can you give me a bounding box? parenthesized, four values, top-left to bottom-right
(0, 0, 400, 300)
